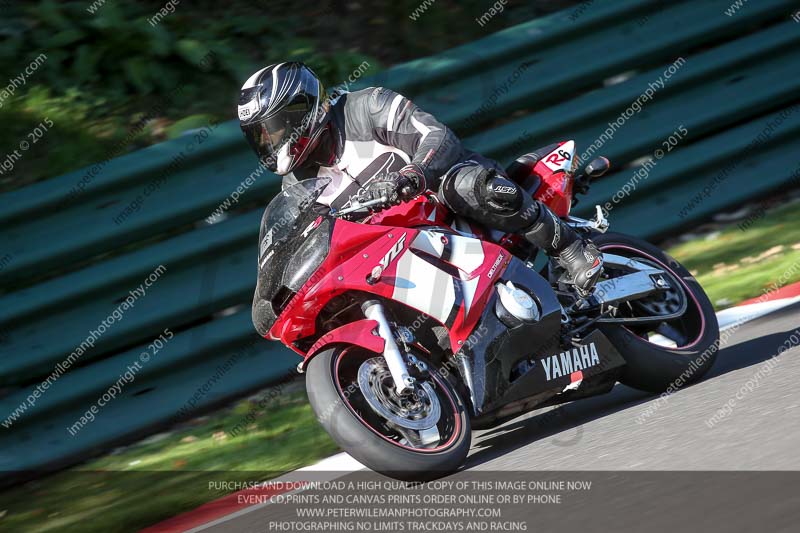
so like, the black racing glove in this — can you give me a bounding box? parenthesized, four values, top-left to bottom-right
(358, 164, 426, 206)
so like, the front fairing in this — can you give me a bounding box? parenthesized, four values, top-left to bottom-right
(270, 220, 509, 350)
(268, 218, 404, 344)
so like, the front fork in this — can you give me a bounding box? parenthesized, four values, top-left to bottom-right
(362, 300, 415, 394)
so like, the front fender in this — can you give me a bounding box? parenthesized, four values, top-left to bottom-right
(302, 319, 385, 370)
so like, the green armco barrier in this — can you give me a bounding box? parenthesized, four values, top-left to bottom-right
(1, 0, 799, 475)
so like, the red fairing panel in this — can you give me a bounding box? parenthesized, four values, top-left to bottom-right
(365, 194, 450, 229)
(532, 140, 576, 217)
(270, 216, 510, 356)
(268, 220, 409, 345)
(303, 319, 385, 368)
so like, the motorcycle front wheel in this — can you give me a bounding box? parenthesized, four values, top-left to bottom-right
(305, 346, 471, 481)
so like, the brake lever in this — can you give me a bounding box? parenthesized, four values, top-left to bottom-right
(331, 196, 389, 217)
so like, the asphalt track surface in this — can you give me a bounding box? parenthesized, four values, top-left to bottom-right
(468, 301, 800, 471)
(196, 302, 800, 532)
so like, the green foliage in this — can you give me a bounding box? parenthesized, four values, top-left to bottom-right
(5, 1, 221, 98)
(0, 0, 559, 190)
(0, 86, 119, 191)
(2, 0, 379, 104)
(165, 114, 217, 139)
(0, 0, 378, 190)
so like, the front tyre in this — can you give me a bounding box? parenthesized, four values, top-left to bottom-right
(593, 232, 720, 393)
(305, 346, 471, 481)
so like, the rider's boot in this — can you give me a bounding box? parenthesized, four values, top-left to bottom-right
(521, 203, 603, 294)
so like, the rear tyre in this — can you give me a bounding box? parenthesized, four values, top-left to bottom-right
(593, 232, 719, 393)
(306, 346, 471, 481)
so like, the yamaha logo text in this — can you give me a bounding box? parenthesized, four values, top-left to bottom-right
(542, 342, 600, 381)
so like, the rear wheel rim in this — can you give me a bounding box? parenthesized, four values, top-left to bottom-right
(599, 244, 706, 350)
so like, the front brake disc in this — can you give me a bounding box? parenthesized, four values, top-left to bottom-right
(357, 357, 440, 431)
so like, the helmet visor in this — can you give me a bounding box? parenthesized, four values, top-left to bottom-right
(242, 97, 315, 170)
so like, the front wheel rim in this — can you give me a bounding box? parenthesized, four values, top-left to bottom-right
(333, 349, 463, 453)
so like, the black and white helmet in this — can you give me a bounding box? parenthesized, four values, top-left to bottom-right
(238, 62, 327, 175)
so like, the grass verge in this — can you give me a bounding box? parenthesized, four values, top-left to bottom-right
(667, 198, 800, 309)
(0, 390, 337, 532)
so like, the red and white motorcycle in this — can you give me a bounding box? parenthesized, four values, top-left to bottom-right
(255, 141, 719, 480)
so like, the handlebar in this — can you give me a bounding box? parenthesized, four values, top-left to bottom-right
(330, 186, 427, 218)
(331, 196, 389, 217)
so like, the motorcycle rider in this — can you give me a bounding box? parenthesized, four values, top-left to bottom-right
(238, 62, 603, 296)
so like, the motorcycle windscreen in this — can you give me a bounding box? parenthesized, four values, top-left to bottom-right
(252, 178, 332, 336)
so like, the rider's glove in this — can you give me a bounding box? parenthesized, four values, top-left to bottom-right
(358, 164, 426, 205)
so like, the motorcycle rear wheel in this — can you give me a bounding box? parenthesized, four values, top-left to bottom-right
(593, 232, 720, 393)
(306, 346, 471, 481)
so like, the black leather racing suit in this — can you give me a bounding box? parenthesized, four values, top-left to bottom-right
(280, 87, 598, 287)
(282, 87, 464, 207)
